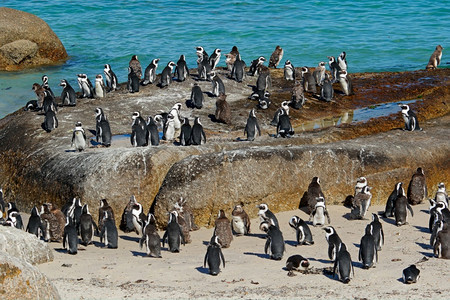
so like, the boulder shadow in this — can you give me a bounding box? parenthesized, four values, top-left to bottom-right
(243, 252, 270, 259)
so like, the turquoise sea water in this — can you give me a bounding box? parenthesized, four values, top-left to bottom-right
(0, 0, 449, 118)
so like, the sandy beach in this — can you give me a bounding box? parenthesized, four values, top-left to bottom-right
(35, 202, 449, 299)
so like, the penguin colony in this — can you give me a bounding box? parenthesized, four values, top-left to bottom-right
(9, 45, 446, 284)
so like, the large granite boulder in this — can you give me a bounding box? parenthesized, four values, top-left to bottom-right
(0, 7, 67, 70)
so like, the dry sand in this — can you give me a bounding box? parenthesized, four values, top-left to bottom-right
(36, 202, 450, 299)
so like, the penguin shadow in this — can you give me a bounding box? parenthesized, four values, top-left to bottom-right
(185, 99, 195, 109)
(243, 252, 270, 259)
(65, 149, 77, 153)
(54, 248, 68, 254)
(205, 91, 216, 98)
(202, 240, 209, 246)
(91, 241, 104, 248)
(353, 243, 361, 248)
(130, 250, 147, 257)
(380, 217, 397, 226)
(416, 242, 432, 250)
(208, 114, 219, 123)
(195, 266, 210, 275)
(246, 232, 267, 239)
(342, 212, 357, 221)
(120, 235, 140, 243)
(419, 251, 435, 258)
(88, 129, 96, 136)
(414, 225, 430, 233)
(285, 240, 299, 247)
(352, 261, 365, 269)
(420, 209, 429, 214)
(304, 257, 331, 265)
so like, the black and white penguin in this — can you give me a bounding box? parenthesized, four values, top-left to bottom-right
(301, 66, 317, 94)
(139, 213, 162, 257)
(313, 61, 326, 86)
(338, 51, 348, 71)
(270, 101, 289, 126)
(214, 210, 233, 248)
(41, 75, 55, 99)
(209, 71, 225, 97)
(67, 197, 83, 231)
(399, 104, 422, 131)
(426, 45, 444, 70)
(290, 79, 305, 109)
(333, 243, 354, 283)
(260, 220, 285, 260)
(248, 56, 266, 76)
(77, 74, 94, 98)
(195, 46, 209, 60)
(255, 66, 272, 92)
(231, 204, 251, 235)
(231, 54, 246, 83)
(162, 211, 185, 253)
(129, 55, 142, 79)
(433, 220, 450, 259)
(286, 255, 310, 275)
(24, 100, 39, 111)
(244, 109, 261, 141)
(430, 215, 445, 248)
(63, 216, 78, 255)
(225, 46, 239, 71)
(42, 90, 57, 115)
(359, 225, 377, 269)
(42, 105, 58, 133)
(71, 122, 86, 152)
(309, 197, 331, 227)
(320, 73, 334, 102)
(190, 83, 204, 109)
(327, 56, 341, 83)
(103, 64, 118, 92)
(284, 60, 295, 81)
(354, 177, 368, 196)
(289, 215, 314, 246)
(276, 109, 294, 138)
(95, 74, 106, 98)
(435, 202, 450, 223)
(257, 203, 279, 228)
(95, 107, 112, 147)
(100, 211, 118, 249)
(303, 177, 326, 213)
(131, 202, 146, 237)
(59, 79, 77, 106)
(323, 226, 342, 261)
(180, 117, 192, 146)
(209, 48, 221, 70)
(369, 213, 384, 251)
(407, 167, 427, 205)
(142, 58, 160, 85)
(394, 187, 414, 226)
(79, 204, 98, 246)
(338, 70, 353, 96)
(160, 61, 176, 88)
(146, 116, 160, 146)
(119, 195, 137, 233)
(98, 198, 115, 233)
(434, 182, 449, 206)
(169, 103, 182, 130)
(257, 91, 272, 110)
(384, 182, 403, 218)
(196, 48, 212, 81)
(268, 45, 283, 68)
(351, 186, 372, 219)
(174, 55, 189, 82)
(190, 117, 206, 145)
(402, 265, 420, 283)
(204, 235, 225, 275)
(6, 211, 24, 230)
(127, 67, 140, 93)
(26, 206, 43, 238)
(163, 114, 176, 141)
(131, 112, 148, 147)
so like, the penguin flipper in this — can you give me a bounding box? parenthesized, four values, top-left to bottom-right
(162, 231, 168, 248)
(264, 238, 271, 255)
(220, 248, 225, 268)
(296, 228, 301, 245)
(407, 204, 414, 217)
(203, 249, 208, 268)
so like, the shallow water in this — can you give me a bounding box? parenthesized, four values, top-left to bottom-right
(0, 1, 448, 118)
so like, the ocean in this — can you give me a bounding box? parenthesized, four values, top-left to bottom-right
(0, 0, 448, 119)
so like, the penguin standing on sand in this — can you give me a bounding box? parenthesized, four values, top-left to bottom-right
(257, 203, 279, 228)
(369, 213, 384, 251)
(63, 216, 78, 254)
(98, 199, 115, 233)
(190, 117, 206, 145)
(384, 182, 402, 218)
(204, 235, 225, 275)
(26, 207, 43, 238)
(394, 187, 414, 226)
(214, 210, 233, 248)
(100, 211, 118, 249)
(434, 182, 448, 206)
(351, 186, 372, 219)
(407, 167, 427, 205)
(131, 202, 146, 237)
(103, 64, 118, 91)
(426, 45, 444, 70)
(95, 74, 106, 98)
(304, 177, 325, 214)
(59, 79, 77, 106)
(95, 108, 112, 147)
(119, 195, 137, 233)
(323, 226, 342, 261)
(190, 83, 204, 109)
(140, 214, 162, 257)
(129, 55, 142, 79)
(309, 197, 331, 227)
(160, 61, 176, 88)
(71, 122, 86, 152)
(334, 243, 354, 283)
(244, 109, 261, 141)
(268, 45, 283, 68)
(433, 220, 450, 259)
(261, 220, 285, 260)
(399, 104, 422, 131)
(289, 216, 314, 246)
(146, 116, 160, 146)
(131, 112, 148, 147)
(402, 265, 420, 283)
(142, 58, 159, 85)
(359, 225, 377, 269)
(162, 211, 185, 253)
(79, 204, 98, 246)
(231, 204, 251, 235)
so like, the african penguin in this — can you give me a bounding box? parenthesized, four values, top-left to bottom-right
(231, 54, 246, 82)
(327, 56, 341, 83)
(204, 235, 225, 275)
(407, 167, 427, 205)
(333, 243, 354, 283)
(257, 203, 279, 228)
(369, 213, 384, 251)
(95, 107, 112, 147)
(313, 61, 326, 86)
(338, 70, 353, 96)
(42, 90, 57, 115)
(215, 93, 231, 124)
(351, 186, 372, 219)
(146, 116, 160, 146)
(77, 74, 95, 98)
(225, 46, 239, 71)
(284, 60, 295, 81)
(164, 114, 176, 141)
(286, 255, 310, 276)
(162, 211, 185, 253)
(40, 203, 65, 242)
(174, 55, 189, 82)
(98, 198, 115, 233)
(160, 61, 176, 88)
(323, 226, 342, 261)
(289, 215, 314, 245)
(180, 117, 192, 146)
(210, 71, 226, 97)
(169, 103, 182, 130)
(309, 197, 331, 227)
(41, 75, 55, 99)
(394, 187, 414, 226)
(261, 220, 285, 260)
(26, 206, 43, 238)
(276, 109, 294, 138)
(354, 177, 368, 197)
(402, 265, 420, 283)
(127, 67, 140, 93)
(268, 45, 283, 68)
(59, 79, 77, 106)
(71, 122, 86, 152)
(248, 56, 266, 76)
(95, 74, 106, 98)
(359, 225, 377, 269)
(433, 221, 450, 259)
(129, 55, 142, 79)
(305, 177, 325, 214)
(290, 79, 305, 109)
(426, 45, 444, 70)
(142, 58, 160, 85)
(399, 104, 422, 131)
(231, 204, 251, 235)
(190, 83, 204, 109)
(131, 202, 146, 237)
(140, 213, 162, 258)
(434, 182, 448, 206)
(119, 195, 137, 233)
(320, 73, 334, 102)
(244, 109, 261, 141)
(42, 105, 58, 133)
(209, 48, 221, 70)
(214, 210, 233, 248)
(338, 51, 348, 71)
(190, 117, 206, 145)
(301, 66, 317, 94)
(79, 204, 98, 246)
(100, 211, 118, 249)
(131, 111, 148, 147)
(270, 101, 290, 126)
(63, 216, 78, 254)
(103, 64, 118, 91)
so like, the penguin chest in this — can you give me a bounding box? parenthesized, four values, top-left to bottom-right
(232, 216, 246, 235)
(313, 208, 326, 225)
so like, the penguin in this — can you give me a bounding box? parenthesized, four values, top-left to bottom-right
(98, 198, 115, 234)
(140, 213, 162, 258)
(426, 45, 444, 70)
(195, 46, 209, 60)
(42, 106, 58, 133)
(77, 74, 95, 98)
(304, 177, 325, 214)
(359, 225, 377, 269)
(95, 107, 112, 147)
(327, 56, 341, 83)
(338, 51, 348, 71)
(257, 91, 272, 110)
(338, 70, 353, 96)
(67, 197, 83, 231)
(0, 188, 5, 221)
(146, 116, 160, 146)
(433, 222, 450, 259)
(127, 67, 140, 93)
(169, 103, 182, 130)
(255, 66, 272, 92)
(7, 202, 18, 216)
(276, 109, 294, 138)
(428, 198, 441, 233)
(402, 265, 420, 283)
(369, 213, 384, 251)
(142, 58, 159, 85)
(174, 55, 189, 82)
(160, 61, 176, 88)
(435, 202, 450, 223)
(190, 117, 206, 145)
(323, 226, 342, 261)
(129, 55, 142, 79)
(354, 177, 368, 197)
(313, 61, 326, 86)
(268, 45, 283, 68)
(257, 203, 279, 228)
(231, 204, 251, 235)
(41, 75, 55, 99)
(231, 54, 246, 83)
(79, 204, 98, 246)
(204, 235, 225, 275)
(284, 60, 295, 81)
(32, 83, 45, 108)
(286, 255, 310, 275)
(103, 64, 118, 92)
(24, 100, 39, 111)
(40, 203, 65, 242)
(190, 83, 204, 109)
(180, 117, 192, 146)
(214, 93, 231, 124)
(430, 216, 445, 248)
(333, 243, 354, 283)
(172, 197, 199, 233)
(100, 211, 118, 249)
(399, 104, 422, 131)
(260, 220, 285, 260)
(164, 114, 176, 141)
(394, 187, 414, 226)
(197, 50, 212, 81)
(95, 74, 106, 98)
(59, 79, 77, 106)
(26, 206, 43, 238)
(351, 186, 372, 219)
(225, 46, 239, 71)
(131, 111, 148, 147)
(71, 122, 87, 152)
(434, 182, 449, 206)
(63, 216, 78, 254)
(309, 197, 331, 227)
(301, 66, 317, 94)
(290, 79, 305, 109)
(289, 215, 314, 245)
(162, 211, 185, 252)
(42, 90, 57, 115)
(131, 202, 146, 237)
(119, 195, 137, 233)
(210, 71, 225, 97)
(270, 101, 290, 126)
(407, 167, 427, 205)
(209, 48, 221, 70)
(214, 210, 233, 248)
(7, 211, 24, 230)
(244, 109, 261, 141)
(248, 56, 266, 76)
(320, 73, 334, 102)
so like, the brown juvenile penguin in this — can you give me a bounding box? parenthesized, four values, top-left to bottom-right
(231, 204, 251, 235)
(268, 45, 284, 68)
(214, 209, 233, 248)
(426, 45, 444, 70)
(32, 83, 45, 107)
(98, 199, 115, 233)
(215, 93, 232, 124)
(305, 177, 325, 214)
(225, 46, 239, 71)
(40, 203, 65, 242)
(407, 167, 427, 205)
(129, 55, 142, 79)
